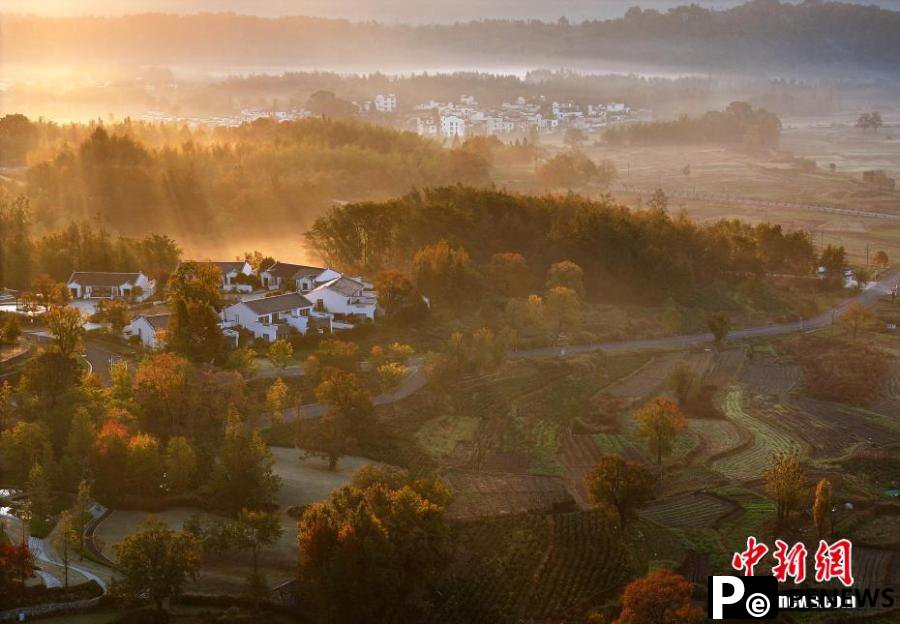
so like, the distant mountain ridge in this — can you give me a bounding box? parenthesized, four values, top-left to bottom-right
(3, 1, 899, 76)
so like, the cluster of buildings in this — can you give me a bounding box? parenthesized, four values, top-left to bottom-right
(65, 260, 379, 350)
(407, 95, 645, 139)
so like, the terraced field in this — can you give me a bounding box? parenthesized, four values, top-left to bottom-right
(605, 351, 713, 400)
(852, 548, 895, 592)
(438, 511, 643, 623)
(790, 398, 900, 453)
(640, 492, 738, 528)
(711, 389, 806, 481)
(740, 357, 802, 398)
(442, 470, 573, 521)
(687, 418, 748, 464)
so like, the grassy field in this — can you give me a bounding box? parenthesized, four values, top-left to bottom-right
(94, 448, 368, 594)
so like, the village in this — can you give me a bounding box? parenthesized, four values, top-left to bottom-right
(140, 92, 647, 138)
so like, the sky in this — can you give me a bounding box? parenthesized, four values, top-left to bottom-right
(4, 1, 899, 23)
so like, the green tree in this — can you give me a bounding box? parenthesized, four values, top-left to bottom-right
(126, 433, 163, 493)
(545, 285, 583, 334)
(108, 359, 133, 402)
(45, 305, 84, 357)
(267, 339, 293, 370)
(73, 479, 92, 558)
(60, 408, 96, 489)
(237, 508, 283, 607)
(207, 410, 281, 513)
(1, 314, 21, 345)
(133, 352, 193, 438)
(226, 346, 258, 377)
(0, 381, 13, 430)
(166, 261, 223, 361)
(536, 152, 598, 188)
(585, 454, 655, 529)
(306, 370, 374, 470)
(27, 462, 53, 533)
(164, 436, 197, 495)
(0, 421, 50, 484)
(96, 299, 131, 333)
(634, 398, 687, 465)
(112, 517, 202, 616)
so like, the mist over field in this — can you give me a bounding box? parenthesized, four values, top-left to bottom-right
(2, 3, 900, 622)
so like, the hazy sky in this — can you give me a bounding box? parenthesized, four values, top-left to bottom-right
(5, 1, 899, 23)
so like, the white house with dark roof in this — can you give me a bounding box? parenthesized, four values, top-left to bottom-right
(307, 276, 377, 321)
(222, 291, 329, 342)
(260, 262, 340, 293)
(192, 260, 255, 293)
(125, 313, 170, 349)
(67, 271, 155, 302)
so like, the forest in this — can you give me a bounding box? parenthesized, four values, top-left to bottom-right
(603, 102, 782, 149)
(4, 2, 899, 75)
(306, 186, 816, 302)
(10, 116, 490, 238)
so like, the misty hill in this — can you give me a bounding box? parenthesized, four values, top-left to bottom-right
(3, 1, 900, 76)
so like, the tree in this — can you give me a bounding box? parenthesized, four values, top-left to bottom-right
(226, 346, 258, 377)
(27, 462, 53, 533)
(207, 410, 281, 513)
(126, 433, 163, 493)
(812, 478, 832, 538)
(61, 408, 96, 489)
(0, 421, 50, 484)
(873, 250, 889, 268)
(265, 377, 289, 427)
(614, 568, 704, 624)
(585, 454, 655, 529)
(487, 252, 531, 298)
(112, 517, 202, 615)
(374, 270, 427, 320)
(820, 244, 846, 275)
(666, 363, 698, 409)
(854, 267, 872, 290)
(634, 398, 687, 465)
(564, 127, 588, 149)
(648, 188, 669, 213)
(73, 479, 92, 558)
(536, 152, 599, 188)
(307, 370, 374, 470)
(764, 452, 806, 528)
(376, 362, 407, 399)
(166, 261, 223, 361)
(707, 313, 731, 347)
(53, 510, 80, 588)
(546, 260, 585, 298)
(164, 436, 197, 495)
(298, 467, 451, 623)
(840, 302, 876, 340)
(133, 352, 192, 438)
(411, 240, 479, 306)
(45, 305, 84, 357)
(237, 508, 283, 607)
(1, 314, 21, 345)
(0, 381, 11, 431)
(95, 299, 131, 332)
(545, 285, 583, 334)
(0, 543, 34, 607)
(267, 339, 293, 370)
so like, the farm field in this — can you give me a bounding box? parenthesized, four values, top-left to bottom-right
(711, 389, 806, 481)
(640, 492, 738, 529)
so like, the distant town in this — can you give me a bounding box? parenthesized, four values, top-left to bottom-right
(140, 92, 650, 138)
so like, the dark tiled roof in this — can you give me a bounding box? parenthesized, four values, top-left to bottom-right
(263, 262, 325, 281)
(140, 314, 170, 330)
(322, 276, 363, 297)
(241, 292, 313, 315)
(68, 272, 142, 287)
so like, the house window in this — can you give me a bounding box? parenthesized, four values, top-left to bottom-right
(315, 299, 325, 312)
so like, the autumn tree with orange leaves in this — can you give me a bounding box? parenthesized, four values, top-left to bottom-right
(614, 568, 703, 624)
(635, 398, 687, 465)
